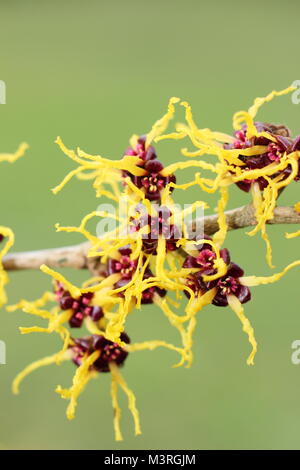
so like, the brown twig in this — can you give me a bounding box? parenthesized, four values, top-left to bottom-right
(3, 204, 300, 272)
(3, 242, 91, 271)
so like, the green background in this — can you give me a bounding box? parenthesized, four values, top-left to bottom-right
(0, 0, 300, 450)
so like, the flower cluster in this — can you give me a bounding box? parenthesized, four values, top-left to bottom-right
(10, 86, 300, 441)
(224, 122, 297, 192)
(160, 87, 300, 267)
(183, 236, 251, 307)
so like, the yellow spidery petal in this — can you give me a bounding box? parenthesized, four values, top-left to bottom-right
(154, 238, 188, 294)
(10, 294, 73, 365)
(0, 227, 14, 256)
(20, 309, 72, 334)
(248, 85, 296, 119)
(109, 362, 141, 438)
(55, 209, 121, 246)
(0, 226, 15, 306)
(246, 157, 298, 267)
(12, 350, 71, 395)
(56, 351, 100, 420)
(184, 317, 197, 368)
(126, 340, 185, 360)
(233, 86, 295, 138)
(223, 145, 269, 161)
(55, 327, 73, 364)
(52, 166, 87, 195)
(155, 130, 187, 143)
(212, 186, 229, 249)
(202, 259, 228, 282)
(77, 147, 145, 175)
(0, 142, 28, 163)
(261, 224, 273, 268)
(246, 182, 274, 268)
(123, 178, 154, 217)
(7, 291, 55, 313)
(227, 295, 257, 366)
(110, 372, 123, 441)
(240, 260, 300, 286)
(184, 288, 217, 321)
(82, 276, 105, 288)
(53, 137, 145, 195)
(85, 316, 106, 337)
(154, 296, 189, 366)
(146, 97, 180, 147)
(40, 265, 81, 298)
(8, 300, 52, 320)
(180, 100, 223, 147)
(129, 134, 139, 148)
(286, 229, 300, 239)
(232, 157, 289, 183)
(160, 159, 217, 178)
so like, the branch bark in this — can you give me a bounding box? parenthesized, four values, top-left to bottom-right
(3, 242, 91, 271)
(188, 204, 300, 235)
(3, 204, 300, 272)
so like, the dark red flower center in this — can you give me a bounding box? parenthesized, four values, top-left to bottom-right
(267, 142, 283, 162)
(233, 129, 250, 149)
(196, 249, 216, 269)
(217, 276, 239, 296)
(71, 333, 130, 372)
(114, 255, 137, 279)
(55, 282, 103, 328)
(141, 174, 166, 193)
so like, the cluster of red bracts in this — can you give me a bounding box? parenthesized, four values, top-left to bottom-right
(224, 122, 300, 192)
(130, 205, 180, 254)
(107, 245, 166, 303)
(55, 282, 103, 328)
(123, 135, 176, 201)
(70, 333, 130, 373)
(183, 236, 251, 307)
(55, 282, 131, 372)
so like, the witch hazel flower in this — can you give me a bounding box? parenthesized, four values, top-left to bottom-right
(224, 122, 295, 193)
(107, 245, 139, 281)
(11, 329, 141, 442)
(53, 205, 185, 343)
(107, 245, 166, 303)
(7, 264, 123, 348)
(181, 235, 300, 365)
(52, 97, 180, 202)
(10, 294, 185, 441)
(55, 281, 103, 328)
(123, 136, 176, 202)
(70, 333, 130, 372)
(157, 86, 300, 268)
(130, 205, 181, 254)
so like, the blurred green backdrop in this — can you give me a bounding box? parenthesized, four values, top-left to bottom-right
(0, 0, 300, 450)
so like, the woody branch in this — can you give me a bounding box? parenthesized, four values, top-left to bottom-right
(3, 204, 300, 273)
